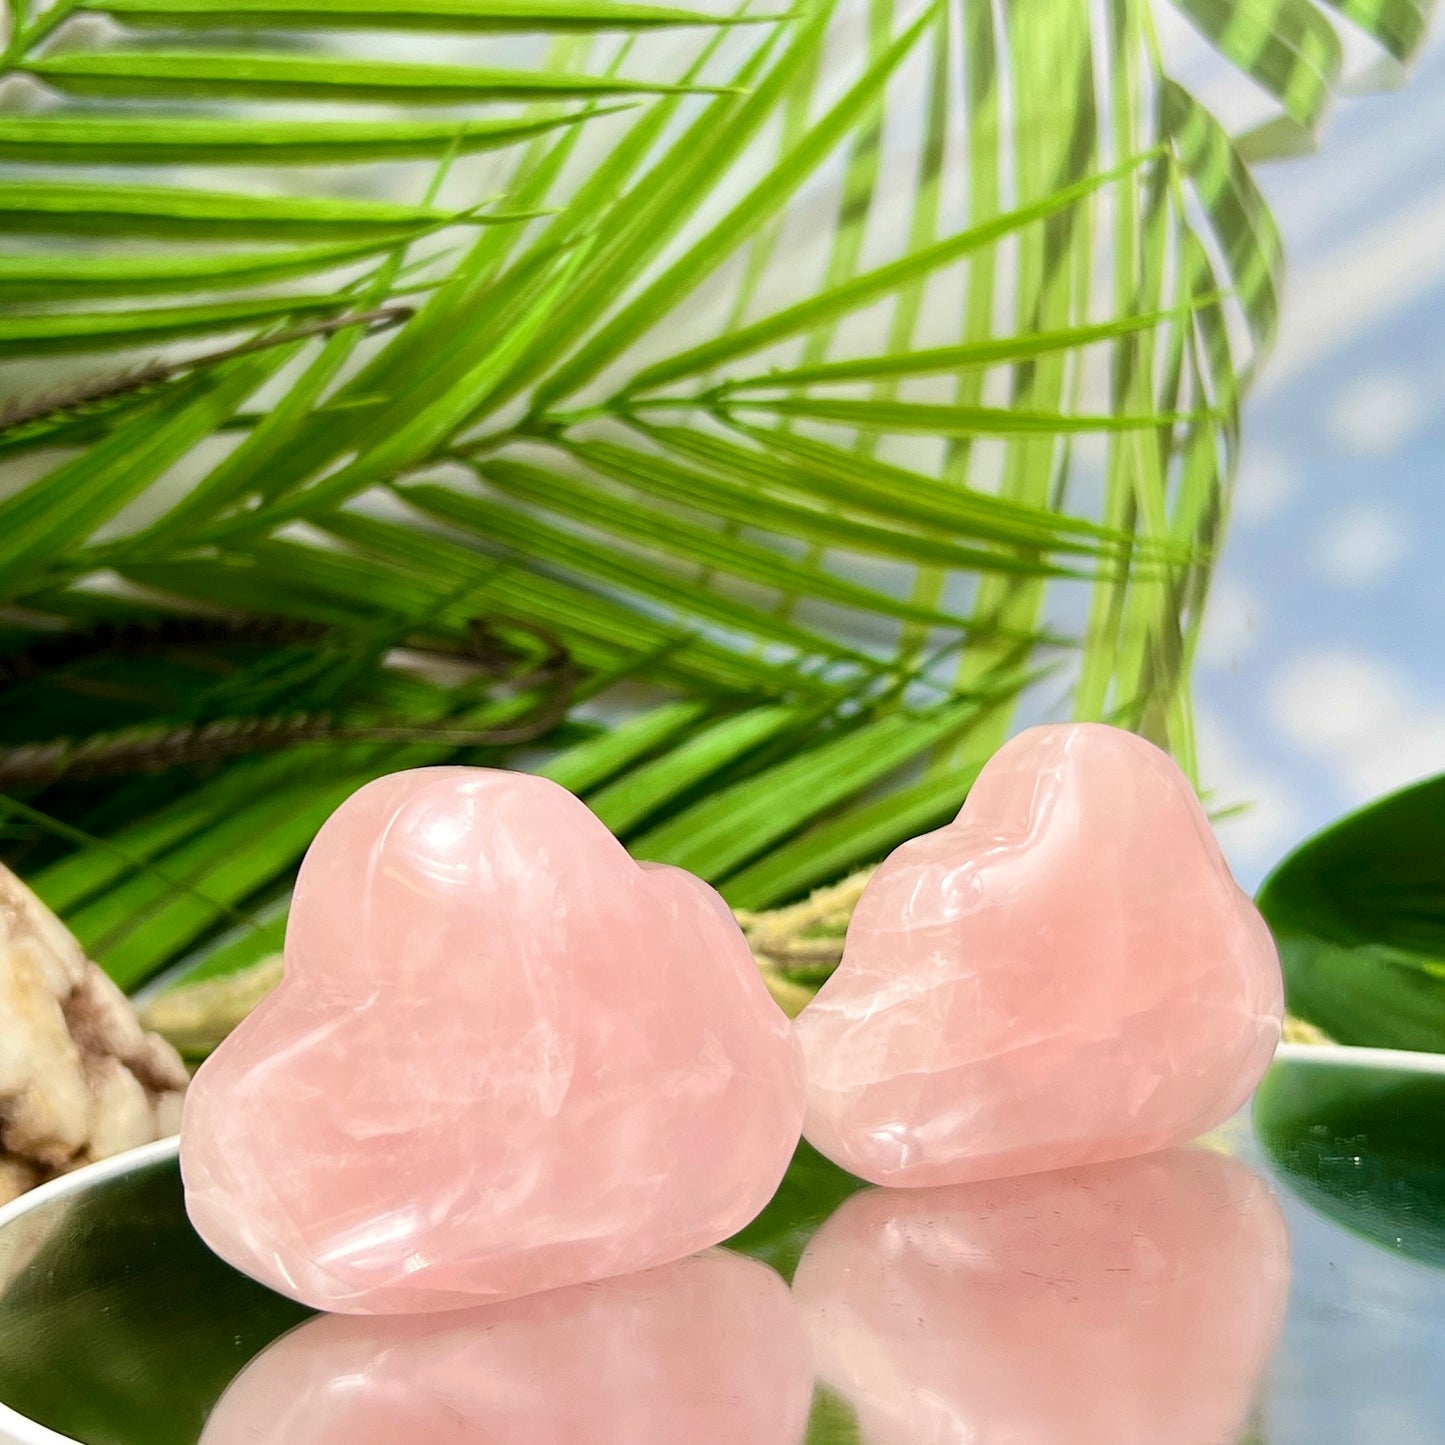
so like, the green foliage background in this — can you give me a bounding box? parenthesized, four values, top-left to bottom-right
(0, 0, 1430, 998)
(1259, 773, 1445, 1052)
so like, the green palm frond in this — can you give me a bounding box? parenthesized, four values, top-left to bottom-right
(0, 0, 1432, 1001)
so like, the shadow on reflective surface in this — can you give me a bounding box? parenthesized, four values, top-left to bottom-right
(792, 1148, 1291, 1445)
(1255, 1051, 1445, 1269)
(201, 1248, 813, 1445)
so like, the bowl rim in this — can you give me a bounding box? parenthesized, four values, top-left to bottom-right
(1270, 1040, 1445, 1075)
(0, 1137, 180, 1445)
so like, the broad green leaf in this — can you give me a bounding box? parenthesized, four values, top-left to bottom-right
(86, 0, 771, 27)
(0, 110, 614, 167)
(25, 50, 720, 103)
(1255, 1049, 1445, 1269)
(1257, 773, 1445, 1051)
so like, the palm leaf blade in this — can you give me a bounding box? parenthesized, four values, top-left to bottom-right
(0, 110, 613, 167)
(25, 50, 720, 103)
(85, 0, 769, 27)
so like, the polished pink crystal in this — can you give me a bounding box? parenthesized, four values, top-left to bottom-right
(202, 1249, 813, 1445)
(795, 723, 1283, 1186)
(792, 1148, 1290, 1445)
(181, 768, 805, 1313)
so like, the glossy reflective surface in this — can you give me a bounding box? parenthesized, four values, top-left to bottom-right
(1255, 1047, 1445, 1268)
(793, 1149, 1289, 1445)
(0, 1146, 308, 1445)
(0, 1046, 1443, 1445)
(202, 1249, 812, 1445)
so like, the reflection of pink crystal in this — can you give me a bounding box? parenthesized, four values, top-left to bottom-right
(202, 1249, 814, 1445)
(793, 1149, 1291, 1445)
(181, 768, 804, 1313)
(796, 724, 1284, 1186)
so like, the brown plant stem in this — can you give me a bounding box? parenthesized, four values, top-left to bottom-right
(0, 306, 414, 440)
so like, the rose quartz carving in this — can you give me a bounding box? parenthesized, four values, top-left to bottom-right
(181, 768, 804, 1313)
(793, 1149, 1290, 1445)
(202, 1249, 813, 1445)
(796, 723, 1283, 1186)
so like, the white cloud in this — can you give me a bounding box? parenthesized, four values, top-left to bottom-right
(1267, 650, 1445, 801)
(1327, 372, 1426, 455)
(1230, 447, 1301, 525)
(1197, 576, 1262, 668)
(1310, 503, 1410, 585)
(1268, 652, 1405, 752)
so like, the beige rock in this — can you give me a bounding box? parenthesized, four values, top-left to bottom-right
(0, 863, 188, 1202)
(0, 1157, 40, 1208)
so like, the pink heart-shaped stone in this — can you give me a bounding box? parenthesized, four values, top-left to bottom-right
(795, 723, 1283, 1186)
(181, 768, 804, 1313)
